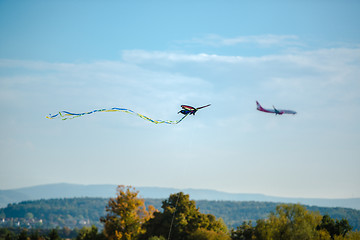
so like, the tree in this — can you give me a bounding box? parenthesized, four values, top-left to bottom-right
(335, 231, 360, 240)
(29, 230, 41, 240)
(48, 229, 61, 240)
(140, 192, 229, 240)
(0, 228, 15, 240)
(148, 237, 166, 240)
(25, 213, 34, 220)
(76, 226, 106, 240)
(231, 221, 255, 240)
(18, 229, 28, 240)
(254, 204, 323, 240)
(100, 185, 155, 240)
(317, 215, 352, 239)
(189, 228, 231, 240)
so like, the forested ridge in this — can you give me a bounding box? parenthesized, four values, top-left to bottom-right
(1, 197, 360, 231)
(1, 186, 360, 240)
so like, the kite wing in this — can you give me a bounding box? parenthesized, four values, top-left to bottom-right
(196, 104, 211, 110)
(181, 105, 196, 111)
(46, 107, 189, 124)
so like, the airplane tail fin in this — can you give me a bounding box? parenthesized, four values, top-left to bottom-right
(256, 101, 262, 110)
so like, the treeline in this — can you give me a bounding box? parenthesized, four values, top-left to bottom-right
(0, 227, 83, 240)
(2, 197, 360, 231)
(0, 185, 360, 239)
(0, 198, 108, 229)
(196, 200, 360, 231)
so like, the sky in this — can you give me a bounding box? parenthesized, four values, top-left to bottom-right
(0, 0, 359, 199)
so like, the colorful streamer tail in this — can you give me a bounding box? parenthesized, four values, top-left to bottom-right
(46, 107, 188, 124)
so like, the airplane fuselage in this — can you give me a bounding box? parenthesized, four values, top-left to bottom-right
(256, 101, 296, 115)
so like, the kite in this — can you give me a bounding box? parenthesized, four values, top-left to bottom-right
(256, 101, 297, 115)
(178, 104, 211, 115)
(46, 104, 211, 124)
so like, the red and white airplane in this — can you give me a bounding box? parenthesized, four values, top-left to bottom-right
(256, 101, 296, 115)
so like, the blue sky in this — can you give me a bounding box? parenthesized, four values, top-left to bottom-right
(1, 0, 359, 199)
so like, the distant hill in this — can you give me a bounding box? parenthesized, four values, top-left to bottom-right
(1, 183, 360, 210)
(1, 197, 360, 231)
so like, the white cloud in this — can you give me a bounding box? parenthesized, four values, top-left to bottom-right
(122, 50, 245, 63)
(0, 59, 213, 120)
(120, 47, 360, 133)
(124, 48, 360, 98)
(122, 47, 360, 67)
(178, 34, 301, 48)
(1, 46, 359, 123)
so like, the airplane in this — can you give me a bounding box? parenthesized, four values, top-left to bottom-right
(178, 104, 211, 115)
(256, 101, 296, 115)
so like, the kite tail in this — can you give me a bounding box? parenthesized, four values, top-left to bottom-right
(46, 107, 189, 124)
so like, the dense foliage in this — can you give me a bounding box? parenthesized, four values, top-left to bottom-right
(230, 204, 358, 240)
(0, 227, 81, 240)
(196, 200, 360, 231)
(139, 192, 229, 240)
(317, 214, 353, 239)
(0, 198, 107, 229)
(100, 186, 155, 240)
(1, 186, 360, 239)
(1, 198, 360, 231)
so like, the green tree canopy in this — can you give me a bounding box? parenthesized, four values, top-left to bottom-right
(317, 214, 352, 239)
(231, 221, 255, 240)
(18, 229, 28, 240)
(48, 229, 61, 240)
(254, 203, 323, 240)
(76, 226, 106, 240)
(140, 192, 229, 240)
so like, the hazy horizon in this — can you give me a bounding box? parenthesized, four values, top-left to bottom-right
(2, 182, 360, 201)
